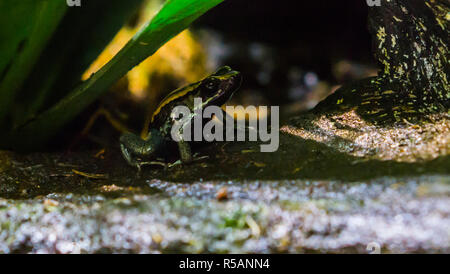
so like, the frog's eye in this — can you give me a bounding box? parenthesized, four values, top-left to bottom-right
(214, 66, 232, 75)
(204, 79, 219, 91)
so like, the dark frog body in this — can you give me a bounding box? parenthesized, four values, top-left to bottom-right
(120, 66, 242, 169)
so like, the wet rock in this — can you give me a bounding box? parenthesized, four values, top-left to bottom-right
(286, 112, 449, 162)
(0, 175, 448, 253)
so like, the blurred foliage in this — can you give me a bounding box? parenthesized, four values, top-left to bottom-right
(82, 2, 208, 138)
(0, 0, 223, 150)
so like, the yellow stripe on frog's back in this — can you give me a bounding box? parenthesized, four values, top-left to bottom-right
(151, 82, 201, 123)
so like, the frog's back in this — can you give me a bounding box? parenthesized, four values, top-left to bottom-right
(150, 82, 201, 132)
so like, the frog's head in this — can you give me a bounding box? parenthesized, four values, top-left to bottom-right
(198, 66, 242, 107)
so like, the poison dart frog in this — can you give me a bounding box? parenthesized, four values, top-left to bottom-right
(120, 66, 242, 170)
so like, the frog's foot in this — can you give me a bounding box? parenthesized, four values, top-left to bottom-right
(129, 160, 167, 175)
(132, 161, 165, 174)
(138, 160, 167, 168)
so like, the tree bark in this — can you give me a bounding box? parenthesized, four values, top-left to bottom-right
(315, 0, 449, 124)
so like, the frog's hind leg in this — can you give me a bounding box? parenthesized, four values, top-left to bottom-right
(69, 107, 130, 150)
(82, 107, 130, 136)
(119, 131, 165, 169)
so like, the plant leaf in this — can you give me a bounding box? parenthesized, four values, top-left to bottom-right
(0, 0, 67, 127)
(13, 0, 224, 149)
(14, 0, 144, 128)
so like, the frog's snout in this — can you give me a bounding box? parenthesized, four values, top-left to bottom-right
(223, 70, 242, 96)
(230, 72, 243, 91)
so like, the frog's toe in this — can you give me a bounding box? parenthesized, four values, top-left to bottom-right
(139, 161, 167, 168)
(167, 160, 182, 168)
(166, 155, 209, 169)
(193, 154, 209, 162)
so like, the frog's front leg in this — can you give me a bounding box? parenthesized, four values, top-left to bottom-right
(168, 142, 208, 168)
(177, 140, 193, 164)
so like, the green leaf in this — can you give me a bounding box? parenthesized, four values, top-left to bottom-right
(0, 0, 67, 127)
(12, 0, 224, 149)
(14, 0, 144, 128)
